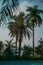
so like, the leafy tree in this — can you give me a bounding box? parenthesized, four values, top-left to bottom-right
(38, 38, 43, 57)
(22, 45, 32, 57)
(35, 38, 43, 58)
(35, 46, 40, 58)
(4, 39, 15, 56)
(26, 5, 43, 57)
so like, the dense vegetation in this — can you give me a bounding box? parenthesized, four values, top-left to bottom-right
(0, 38, 43, 60)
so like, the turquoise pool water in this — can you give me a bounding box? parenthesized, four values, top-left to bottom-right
(0, 61, 43, 65)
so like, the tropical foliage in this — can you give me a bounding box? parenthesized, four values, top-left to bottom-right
(0, 38, 43, 59)
(22, 45, 32, 57)
(8, 12, 31, 56)
(0, 0, 43, 60)
(35, 38, 43, 58)
(0, 0, 19, 25)
(26, 5, 43, 56)
(4, 39, 15, 56)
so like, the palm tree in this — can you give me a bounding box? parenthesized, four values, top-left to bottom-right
(8, 22, 18, 56)
(4, 39, 15, 56)
(8, 12, 31, 57)
(26, 5, 43, 57)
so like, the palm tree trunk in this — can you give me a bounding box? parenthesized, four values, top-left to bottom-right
(15, 35, 17, 56)
(19, 29, 22, 57)
(19, 38, 21, 57)
(37, 53, 38, 58)
(33, 22, 34, 57)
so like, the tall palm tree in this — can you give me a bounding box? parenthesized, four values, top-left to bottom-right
(4, 39, 15, 55)
(26, 5, 43, 57)
(8, 12, 31, 57)
(8, 22, 18, 56)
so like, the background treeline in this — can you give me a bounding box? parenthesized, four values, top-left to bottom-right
(0, 38, 43, 60)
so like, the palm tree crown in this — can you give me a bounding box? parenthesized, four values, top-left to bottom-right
(26, 5, 43, 26)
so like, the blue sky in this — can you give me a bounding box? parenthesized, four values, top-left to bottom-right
(0, 0, 43, 46)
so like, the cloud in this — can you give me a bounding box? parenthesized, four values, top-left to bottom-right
(13, 1, 33, 15)
(19, 1, 32, 12)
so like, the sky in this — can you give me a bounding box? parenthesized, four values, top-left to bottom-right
(0, 0, 43, 47)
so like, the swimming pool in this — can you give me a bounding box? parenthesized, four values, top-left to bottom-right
(0, 61, 43, 65)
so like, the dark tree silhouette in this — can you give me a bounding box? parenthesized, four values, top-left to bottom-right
(26, 5, 43, 57)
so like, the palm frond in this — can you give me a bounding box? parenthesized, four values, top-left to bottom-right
(2, 0, 6, 5)
(4, 44, 8, 47)
(38, 10, 43, 13)
(36, 15, 42, 26)
(33, 5, 38, 9)
(27, 29, 30, 39)
(26, 7, 33, 13)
